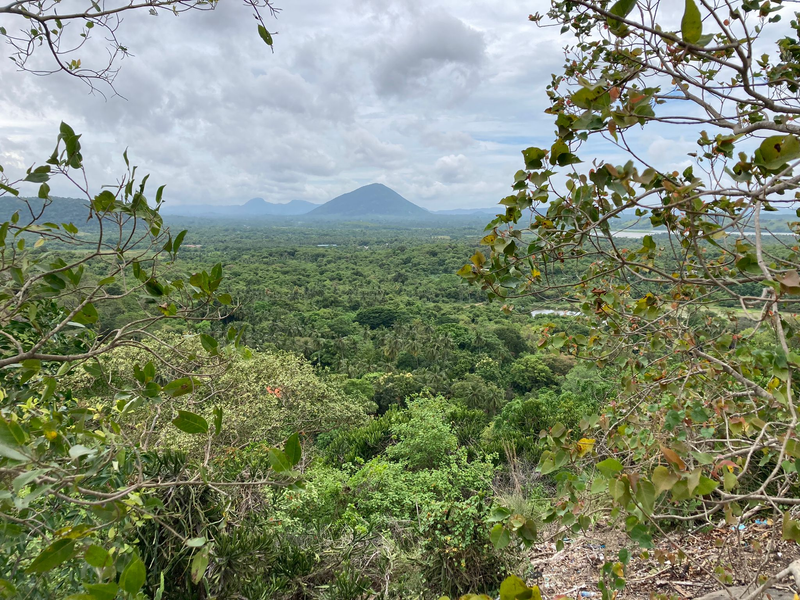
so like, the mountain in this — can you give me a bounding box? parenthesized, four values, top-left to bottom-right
(307, 184, 428, 219)
(434, 207, 503, 215)
(160, 198, 318, 217)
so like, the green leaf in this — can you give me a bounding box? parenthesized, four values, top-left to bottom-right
(499, 574, 537, 600)
(522, 147, 547, 170)
(487, 506, 512, 523)
(257, 24, 273, 46)
(186, 537, 206, 548)
(0, 442, 29, 463)
(84, 545, 110, 569)
(284, 433, 301, 466)
(629, 523, 654, 548)
(596, 458, 624, 477)
(119, 556, 146, 595)
(83, 583, 118, 600)
(489, 523, 511, 550)
(68, 445, 96, 460)
(200, 334, 218, 355)
(607, 0, 637, 34)
(784, 514, 800, 542)
(268, 448, 292, 472)
(172, 410, 209, 434)
(162, 377, 195, 397)
(26, 539, 76, 574)
(635, 479, 655, 515)
(91, 190, 116, 213)
(757, 135, 800, 170)
(191, 548, 209, 584)
(723, 469, 738, 492)
(652, 466, 680, 495)
(12, 469, 47, 493)
(144, 278, 164, 297)
(213, 406, 223, 436)
(693, 475, 719, 496)
(681, 0, 702, 44)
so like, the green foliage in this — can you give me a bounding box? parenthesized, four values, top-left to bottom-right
(466, 0, 800, 587)
(508, 354, 556, 393)
(386, 395, 459, 469)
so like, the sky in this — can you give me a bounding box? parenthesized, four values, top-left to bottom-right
(0, 0, 780, 210)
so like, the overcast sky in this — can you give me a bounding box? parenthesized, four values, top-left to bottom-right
(0, 0, 736, 209)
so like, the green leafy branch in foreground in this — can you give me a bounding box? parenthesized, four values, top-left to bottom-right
(0, 126, 302, 597)
(440, 574, 542, 600)
(463, 0, 800, 595)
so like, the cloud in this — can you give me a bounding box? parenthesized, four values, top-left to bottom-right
(0, 0, 567, 208)
(434, 154, 471, 183)
(371, 11, 486, 100)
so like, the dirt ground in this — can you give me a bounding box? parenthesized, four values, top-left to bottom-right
(523, 521, 800, 600)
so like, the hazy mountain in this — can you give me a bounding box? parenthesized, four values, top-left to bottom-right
(0, 197, 90, 225)
(433, 207, 503, 215)
(161, 198, 318, 217)
(307, 184, 429, 219)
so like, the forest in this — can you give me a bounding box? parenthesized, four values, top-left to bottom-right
(4, 0, 800, 599)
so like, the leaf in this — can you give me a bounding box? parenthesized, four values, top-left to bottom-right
(91, 190, 116, 212)
(284, 433, 301, 466)
(257, 24, 273, 46)
(723, 469, 738, 492)
(213, 406, 223, 437)
(186, 537, 206, 548)
(84, 545, 110, 569)
(12, 469, 47, 493)
(83, 583, 118, 600)
(681, 0, 702, 44)
(660, 446, 686, 471)
(68, 445, 96, 460)
(268, 448, 292, 472)
(607, 0, 637, 34)
(119, 556, 146, 595)
(635, 479, 655, 515)
(26, 539, 76, 574)
(577, 438, 595, 457)
(757, 135, 800, 170)
(784, 514, 800, 542)
(172, 411, 209, 434)
(487, 506, 512, 523)
(191, 548, 209, 584)
(163, 377, 195, 397)
(0, 441, 29, 463)
(694, 476, 719, 496)
(780, 270, 800, 295)
(522, 147, 547, 170)
(489, 523, 511, 550)
(597, 458, 624, 477)
(499, 575, 533, 600)
(652, 466, 680, 496)
(200, 333, 218, 355)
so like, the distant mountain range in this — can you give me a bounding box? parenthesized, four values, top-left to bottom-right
(159, 184, 500, 219)
(160, 198, 318, 217)
(0, 184, 509, 224)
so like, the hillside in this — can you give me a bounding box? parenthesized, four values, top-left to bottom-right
(307, 183, 429, 219)
(161, 198, 318, 217)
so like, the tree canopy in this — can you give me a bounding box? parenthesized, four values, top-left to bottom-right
(463, 0, 800, 594)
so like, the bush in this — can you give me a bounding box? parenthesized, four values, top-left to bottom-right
(508, 354, 557, 393)
(386, 395, 458, 470)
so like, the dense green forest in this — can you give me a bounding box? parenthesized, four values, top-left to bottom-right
(4, 1, 800, 599)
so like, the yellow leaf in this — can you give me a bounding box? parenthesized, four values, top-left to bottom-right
(577, 438, 596, 457)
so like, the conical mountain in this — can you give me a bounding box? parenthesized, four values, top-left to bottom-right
(308, 183, 428, 218)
